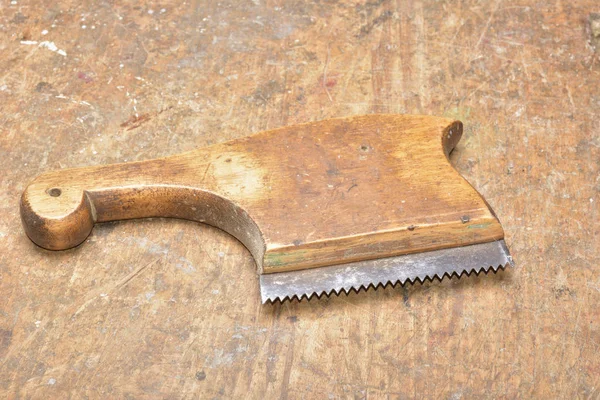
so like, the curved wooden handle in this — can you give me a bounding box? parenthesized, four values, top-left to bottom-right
(20, 157, 266, 264)
(20, 114, 504, 274)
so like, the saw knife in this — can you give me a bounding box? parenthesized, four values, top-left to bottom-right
(20, 114, 514, 303)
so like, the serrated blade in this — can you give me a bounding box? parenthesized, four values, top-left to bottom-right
(260, 240, 514, 303)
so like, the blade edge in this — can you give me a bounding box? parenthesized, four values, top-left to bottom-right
(260, 240, 514, 303)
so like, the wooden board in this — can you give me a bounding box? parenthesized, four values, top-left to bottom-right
(1, 0, 599, 398)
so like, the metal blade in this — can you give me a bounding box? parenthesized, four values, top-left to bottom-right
(260, 240, 514, 303)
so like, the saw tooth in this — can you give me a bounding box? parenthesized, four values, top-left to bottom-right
(263, 262, 511, 303)
(260, 240, 514, 304)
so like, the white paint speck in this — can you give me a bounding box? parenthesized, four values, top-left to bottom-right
(0, 85, 7, 91)
(11, 0, 17, 4)
(81, 25, 87, 29)
(35, 320, 41, 327)
(148, 9, 154, 14)
(160, 8, 166, 13)
(38, 41, 67, 57)
(91, 25, 96, 30)
(591, 198, 594, 203)
(218, 251, 225, 257)
(514, 106, 524, 117)
(211, 289, 220, 295)
(119, 63, 124, 68)
(20, 40, 38, 45)
(41, 29, 48, 35)
(100, 293, 107, 297)
(48, 378, 56, 385)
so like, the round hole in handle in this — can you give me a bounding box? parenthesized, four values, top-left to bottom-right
(47, 188, 62, 197)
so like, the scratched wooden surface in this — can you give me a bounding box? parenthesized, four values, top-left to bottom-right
(1, 0, 599, 398)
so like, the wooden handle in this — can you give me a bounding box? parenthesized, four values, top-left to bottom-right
(20, 114, 504, 274)
(20, 156, 266, 265)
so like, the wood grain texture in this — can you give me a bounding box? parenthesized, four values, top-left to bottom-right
(21, 114, 504, 274)
(1, 0, 599, 398)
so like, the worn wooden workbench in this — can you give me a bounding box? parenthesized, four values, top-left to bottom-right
(1, 0, 599, 398)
